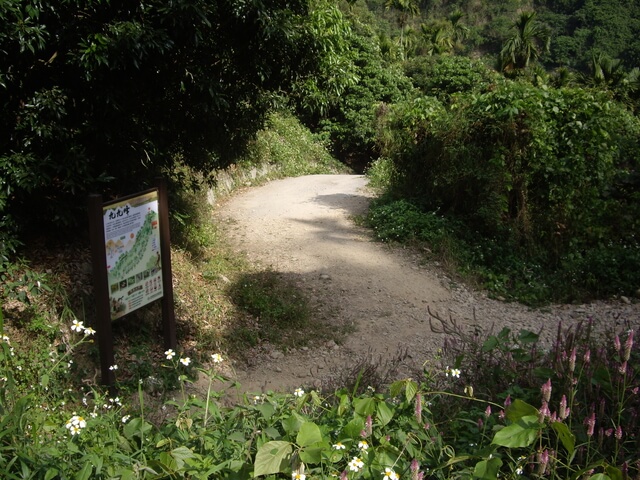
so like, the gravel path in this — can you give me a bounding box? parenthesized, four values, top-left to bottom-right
(213, 174, 640, 395)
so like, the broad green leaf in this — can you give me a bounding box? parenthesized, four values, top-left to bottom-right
(473, 457, 503, 480)
(342, 417, 365, 440)
(588, 475, 611, 480)
(281, 411, 306, 435)
(40, 373, 49, 389)
(123, 417, 153, 440)
(338, 393, 351, 416)
(506, 399, 538, 422)
(492, 415, 541, 448)
(376, 401, 394, 426)
(354, 397, 376, 417)
(551, 421, 575, 454)
(297, 422, 322, 447)
(300, 441, 330, 464)
(404, 380, 418, 403)
(74, 462, 93, 480)
(481, 336, 499, 352)
(256, 402, 275, 420)
(389, 380, 405, 398)
(44, 468, 59, 480)
(605, 465, 623, 480)
(171, 446, 194, 469)
(228, 431, 246, 442)
(517, 329, 539, 344)
(254, 441, 292, 477)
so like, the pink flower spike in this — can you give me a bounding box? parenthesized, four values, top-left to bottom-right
(365, 415, 373, 436)
(559, 395, 569, 420)
(585, 411, 596, 437)
(624, 330, 634, 362)
(619, 361, 628, 376)
(539, 401, 551, 422)
(504, 394, 512, 408)
(583, 349, 591, 364)
(411, 459, 420, 480)
(569, 348, 576, 373)
(485, 405, 492, 418)
(616, 425, 623, 440)
(615, 335, 622, 354)
(541, 379, 552, 403)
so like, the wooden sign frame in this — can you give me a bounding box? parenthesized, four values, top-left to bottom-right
(88, 178, 176, 386)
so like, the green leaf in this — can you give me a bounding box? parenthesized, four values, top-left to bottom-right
(517, 330, 539, 344)
(281, 412, 306, 436)
(74, 462, 93, 480)
(228, 431, 246, 442)
(171, 446, 194, 469)
(376, 401, 394, 427)
(482, 336, 499, 352)
(506, 399, 538, 422)
(588, 475, 611, 480)
(605, 465, 623, 480)
(473, 457, 503, 479)
(123, 417, 153, 440)
(300, 441, 329, 464)
(354, 397, 376, 417)
(297, 422, 322, 447)
(405, 380, 418, 403)
(44, 468, 59, 480)
(492, 415, 541, 448)
(253, 441, 292, 477)
(551, 421, 575, 454)
(256, 402, 275, 420)
(342, 417, 365, 440)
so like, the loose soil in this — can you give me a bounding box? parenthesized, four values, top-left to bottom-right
(211, 174, 640, 398)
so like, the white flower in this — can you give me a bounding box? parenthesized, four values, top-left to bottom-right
(294, 388, 305, 397)
(71, 319, 85, 332)
(122, 415, 131, 423)
(2, 335, 10, 344)
(109, 364, 118, 371)
(211, 353, 223, 363)
(446, 366, 461, 378)
(332, 442, 346, 450)
(382, 467, 399, 480)
(358, 440, 369, 450)
(83, 327, 96, 336)
(165, 349, 175, 360)
(180, 357, 191, 366)
(516, 467, 523, 475)
(292, 470, 306, 480)
(65, 415, 87, 435)
(348, 457, 364, 472)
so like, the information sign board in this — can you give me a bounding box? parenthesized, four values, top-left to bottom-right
(103, 190, 163, 320)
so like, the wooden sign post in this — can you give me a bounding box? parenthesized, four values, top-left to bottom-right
(88, 178, 176, 386)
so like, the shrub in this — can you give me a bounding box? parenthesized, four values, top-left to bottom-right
(376, 80, 640, 302)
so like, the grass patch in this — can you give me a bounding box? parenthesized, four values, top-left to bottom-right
(227, 270, 311, 347)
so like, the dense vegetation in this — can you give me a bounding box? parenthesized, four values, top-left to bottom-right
(1, 0, 640, 478)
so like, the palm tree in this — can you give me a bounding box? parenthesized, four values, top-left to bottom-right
(448, 10, 469, 49)
(385, 0, 420, 60)
(500, 12, 550, 75)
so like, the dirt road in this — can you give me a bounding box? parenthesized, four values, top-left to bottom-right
(214, 174, 639, 396)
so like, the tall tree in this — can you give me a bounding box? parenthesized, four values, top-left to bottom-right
(384, 0, 420, 60)
(499, 11, 550, 75)
(0, 0, 346, 252)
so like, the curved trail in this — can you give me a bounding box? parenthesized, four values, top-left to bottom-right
(210, 174, 639, 396)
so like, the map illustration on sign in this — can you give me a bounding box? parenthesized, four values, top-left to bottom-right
(103, 190, 163, 320)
